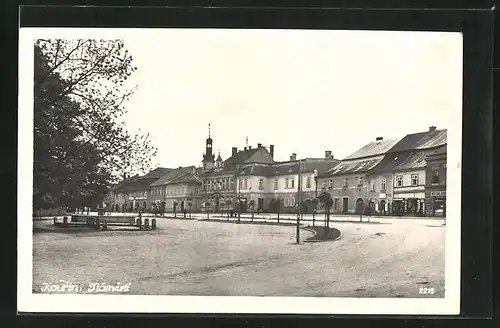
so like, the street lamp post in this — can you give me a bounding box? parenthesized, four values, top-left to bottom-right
(296, 158, 302, 244)
(237, 192, 242, 224)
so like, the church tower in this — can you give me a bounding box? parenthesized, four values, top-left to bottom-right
(216, 150, 223, 168)
(202, 123, 215, 170)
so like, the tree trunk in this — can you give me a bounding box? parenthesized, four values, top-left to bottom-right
(327, 207, 330, 232)
(312, 211, 315, 227)
(251, 209, 254, 222)
(324, 211, 327, 235)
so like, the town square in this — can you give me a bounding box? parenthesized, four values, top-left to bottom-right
(27, 29, 460, 302)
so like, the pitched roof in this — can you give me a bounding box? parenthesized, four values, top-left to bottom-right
(169, 172, 203, 184)
(344, 138, 402, 160)
(238, 158, 341, 177)
(320, 155, 385, 177)
(150, 166, 196, 186)
(369, 151, 415, 174)
(223, 147, 273, 169)
(414, 129, 447, 149)
(111, 167, 174, 192)
(142, 167, 174, 178)
(114, 176, 160, 192)
(392, 148, 444, 172)
(388, 129, 446, 153)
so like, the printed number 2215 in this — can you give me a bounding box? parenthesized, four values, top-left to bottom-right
(419, 287, 435, 295)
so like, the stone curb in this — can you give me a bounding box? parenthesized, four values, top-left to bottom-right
(302, 227, 343, 243)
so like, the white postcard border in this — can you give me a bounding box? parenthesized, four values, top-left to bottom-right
(18, 28, 462, 315)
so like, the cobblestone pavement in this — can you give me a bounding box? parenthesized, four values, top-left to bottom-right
(33, 217, 445, 297)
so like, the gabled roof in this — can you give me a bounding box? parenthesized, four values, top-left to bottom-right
(392, 148, 442, 172)
(142, 167, 174, 178)
(114, 176, 160, 192)
(414, 129, 447, 149)
(344, 138, 402, 160)
(237, 158, 341, 177)
(150, 166, 196, 186)
(425, 145, 447, 159)
(369, 151, 415, 174)
(319, 155, 385, 177)
(223, 147, 274, 169)
(112, 167, 174, 192)
(169, 172, 203, 185)
(388, 129, 446, 153)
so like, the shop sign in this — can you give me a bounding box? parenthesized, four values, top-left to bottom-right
(396, 193, 415, 198)
(431, 191, 446, 197)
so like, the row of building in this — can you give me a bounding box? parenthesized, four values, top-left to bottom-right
(105, 125, 447, 217)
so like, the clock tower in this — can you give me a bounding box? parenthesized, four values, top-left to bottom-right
(202, 123, 215, 170)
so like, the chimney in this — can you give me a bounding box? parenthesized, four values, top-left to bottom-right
(244, 147, 247, 151)
(291, 153, 297, 161)
(232, 147, 237, 156)
(270, 145, 274, 158)
(248, 145, 252, 150)
(376, 137, 383, 141)
(325, 150, 332, 159)
(429, 126, 437, 132)
(257, 143, 262, 148)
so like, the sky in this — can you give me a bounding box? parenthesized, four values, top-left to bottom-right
(114, 29, 463, 169)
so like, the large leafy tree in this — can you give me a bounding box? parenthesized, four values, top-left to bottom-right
(33, 39, 157, 211)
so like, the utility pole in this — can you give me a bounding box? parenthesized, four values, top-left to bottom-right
(296, 158, 301, 244)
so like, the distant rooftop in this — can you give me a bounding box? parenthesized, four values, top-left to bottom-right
(344, 137, 402, 160)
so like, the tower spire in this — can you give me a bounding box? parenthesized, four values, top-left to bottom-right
(208, 123, 211, 138)
(246, 136, 248, 147)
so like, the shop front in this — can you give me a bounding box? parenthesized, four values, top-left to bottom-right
(392, 192, 426, 216)
(425, 190, 446, 217)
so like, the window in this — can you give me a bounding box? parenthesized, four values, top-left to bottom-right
(244, 179, 248, 189)
(432, 168, 440, 184)
(323, 180, 327, 189)
(284, 198, 289, 207)
(396, 175, 403, 187)
(344, 178, 348, 187)
(239, 180, 243, 190)
(259, 178, 264, 190)
(329, 180, 333, 189)
(194, 188, 198, 194)
(306, 176, 311, 188)
(370, 180, 375, 192)
(359, 177, 363, 186)
(381, 179, 386, 191)
(334, 198, 340, 211)
(273, 178, 278, 190)
(285, 178, 289, 188)
(411, 174, 418, 186)
(290, 197, 296, 207)
(291, 179, 295, 188)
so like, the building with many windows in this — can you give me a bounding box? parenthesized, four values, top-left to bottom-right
(424, 145, 447, 217)
(316, 137, 402, 214)
(108, 167, 174, 212)
(236, 153, 340, 213)
(148, 166, 199, 212)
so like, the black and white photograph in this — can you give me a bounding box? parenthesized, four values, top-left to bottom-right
(18, 27, 462, 315)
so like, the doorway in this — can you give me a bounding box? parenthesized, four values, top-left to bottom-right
(380, 200, 386, 214)
(342, 197, 349, 213)
(355, 198, 364, 214)
(258, 198, 264, 211)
